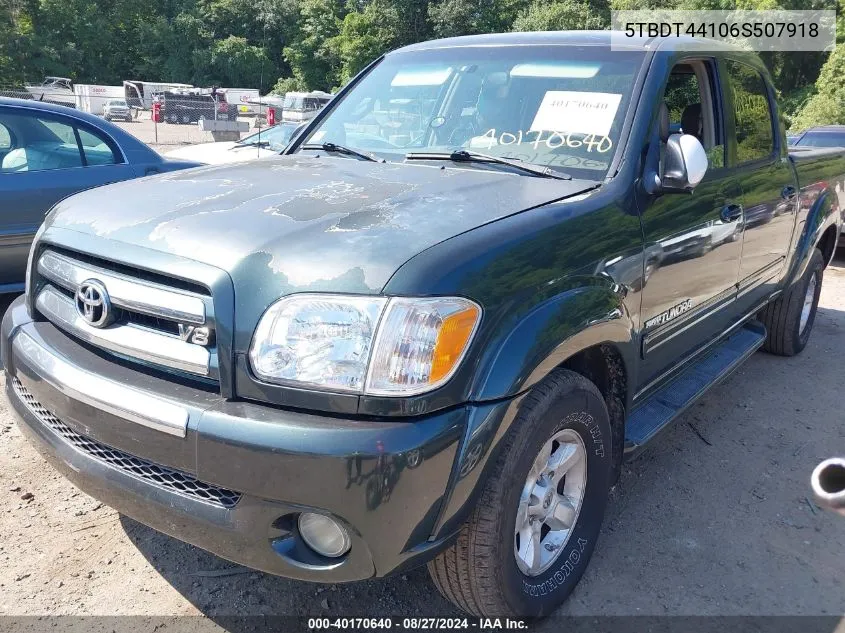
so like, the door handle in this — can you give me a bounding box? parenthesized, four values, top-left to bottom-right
(720, 203, 743, 223)
(781, 185, 797, 200)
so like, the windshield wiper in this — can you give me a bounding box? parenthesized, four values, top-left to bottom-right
(301, 142, 379, 162)
(232, 140, 270, 150)
(405, 149, 571, 180)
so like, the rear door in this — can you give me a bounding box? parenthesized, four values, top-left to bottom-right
(0, 106, 136, 289)
(722, 59, 798, 313)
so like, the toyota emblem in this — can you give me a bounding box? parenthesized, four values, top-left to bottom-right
(75, 279, 113, 328)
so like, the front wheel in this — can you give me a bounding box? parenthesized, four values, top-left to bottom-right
(428, 370, 612, 617)
(759, 248, 824, 356)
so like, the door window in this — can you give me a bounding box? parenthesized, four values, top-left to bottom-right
(0, 111, 122, 172)
(725, 60, 774, 164)
(0, 115, 83, 172)
(0, 123, 11, 150)
(662, 61, 725, 169)
(77, 127, 118, 166)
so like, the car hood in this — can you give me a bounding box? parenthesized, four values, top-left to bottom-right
(45, 155, 597, 296)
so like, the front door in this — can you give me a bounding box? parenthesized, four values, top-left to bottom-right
(636, 59, 744, 392)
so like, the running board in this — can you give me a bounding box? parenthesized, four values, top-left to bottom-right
(625, 322, 766, 452)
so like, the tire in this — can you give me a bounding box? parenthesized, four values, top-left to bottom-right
(428, 369, 613, 617)
(759, 247, 824, 356)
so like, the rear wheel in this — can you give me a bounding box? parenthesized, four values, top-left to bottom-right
(759, 248, 824, 356)
(428, 369, 612, 617)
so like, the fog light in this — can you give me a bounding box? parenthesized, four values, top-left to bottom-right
(298, 512, 351, 558)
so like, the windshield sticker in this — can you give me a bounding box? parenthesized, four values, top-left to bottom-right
(530, 91, 623, 137)
(471, 129, 613, 153)
(390, 67, 453, 87)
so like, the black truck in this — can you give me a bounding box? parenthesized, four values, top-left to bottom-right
(2, 32, 843, 617)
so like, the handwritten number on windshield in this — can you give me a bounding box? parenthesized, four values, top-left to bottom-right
(479, 129, 613, 153)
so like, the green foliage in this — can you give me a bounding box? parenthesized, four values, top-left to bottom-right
(513, 0, 609, 31)
(429, 0, 526, 38)
(272, 75, 307, 95)
(283, 0, 345, 91)
(206, 35, 272, 88)
(791, 43, 845, 130)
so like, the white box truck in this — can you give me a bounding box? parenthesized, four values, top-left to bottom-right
(74, 84, 125, 115)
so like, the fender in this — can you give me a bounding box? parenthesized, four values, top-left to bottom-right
(430, 281, 637, 540)
(469, 282, 636, 403)
(784, 185, 839, 287)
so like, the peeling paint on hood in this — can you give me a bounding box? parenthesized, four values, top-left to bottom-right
(46, 155, 597, 295)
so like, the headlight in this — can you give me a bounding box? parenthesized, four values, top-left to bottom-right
(249, 294, 481, 396)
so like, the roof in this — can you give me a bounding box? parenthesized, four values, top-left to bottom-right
(391, 30, 743, 54)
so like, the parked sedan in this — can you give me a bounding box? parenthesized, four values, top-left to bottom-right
(165, 121, 303, 165)
(0, 97, 200, 293)
(102, 98, 132, 122)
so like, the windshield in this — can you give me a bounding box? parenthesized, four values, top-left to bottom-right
(299, 46, 644, 179)
(794, 131, 845, 148)
(108, 99, 127, 107)
(239, 123, 300, 151)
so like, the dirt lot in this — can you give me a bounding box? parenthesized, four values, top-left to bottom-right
(107, 111, 259, 155)
(0, 255, 844, 622)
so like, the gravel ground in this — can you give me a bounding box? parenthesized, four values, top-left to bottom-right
(0, 254, 843, 621)
(105, 110, 259, 155)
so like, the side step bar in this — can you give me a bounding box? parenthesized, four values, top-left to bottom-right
(625, 322, 766, 452)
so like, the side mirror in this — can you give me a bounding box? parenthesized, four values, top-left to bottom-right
(662, 133, 708, 192)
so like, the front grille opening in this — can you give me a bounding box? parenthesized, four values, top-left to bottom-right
(47, 245, 211, 296)
(12, 378, 240, 508)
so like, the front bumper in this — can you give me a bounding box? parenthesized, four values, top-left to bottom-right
(1, 296, 512, 581)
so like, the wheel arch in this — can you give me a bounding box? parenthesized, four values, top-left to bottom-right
(431, 285, 636, 541)
(817, 224, 839, 268)
(787, 187, 840, 284)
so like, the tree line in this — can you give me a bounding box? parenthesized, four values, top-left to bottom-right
(0, 0, 842, 129)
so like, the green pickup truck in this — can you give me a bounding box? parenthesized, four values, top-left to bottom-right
(2, 31, 842, 617)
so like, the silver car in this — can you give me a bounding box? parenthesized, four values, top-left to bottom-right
(102, 98, 132, 122)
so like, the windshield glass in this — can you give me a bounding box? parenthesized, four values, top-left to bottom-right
(299, 46, 644, 179)
(108, 99, 127, 107)
(239, 123, 300, 151)
(795, 131, 845, 148)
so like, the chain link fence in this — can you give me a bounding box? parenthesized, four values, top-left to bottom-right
(1, 87, 263, 154)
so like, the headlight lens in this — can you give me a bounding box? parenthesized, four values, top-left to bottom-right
(249, 295, 387, 392)
(249, 295, 481, 396)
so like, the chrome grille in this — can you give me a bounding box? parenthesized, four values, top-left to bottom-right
(35, 249, 216, 379)
(12, 378, 240, 508)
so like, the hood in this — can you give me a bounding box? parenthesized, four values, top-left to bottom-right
(165, 142, 276, 165)
(46, 155, 596, 296)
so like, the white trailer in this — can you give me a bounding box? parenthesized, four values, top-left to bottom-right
(219, 88, 261, 114)
(74, 84, 124, 115)
(123, 80, 193, 109)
